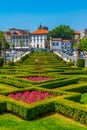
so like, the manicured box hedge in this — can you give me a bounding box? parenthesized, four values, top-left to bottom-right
(6, 97, 55, 120)
(0, 77, 32, 88)
(55, 98, 87, 124)
(77, 58, 85, 68)
(39, 78, 79, 89)
(63, 84, 87, 93)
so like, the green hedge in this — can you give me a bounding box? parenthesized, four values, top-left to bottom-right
(0, 77, 32, 88)
(21, 54, 29, 62)
(0, 58, 4, 67)
(6, 98, 55, 120)
(0, 101, 6, 113)
(77, 58, 85, 68)
(0, 87, 64, 97)
(39, 78, 79, 89)
(55, 98, 87, 124)
(65, 93, 81, 102)
(63, 84, 87, 93)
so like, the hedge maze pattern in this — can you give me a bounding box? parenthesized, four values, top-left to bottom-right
(0, 52, 87, 124)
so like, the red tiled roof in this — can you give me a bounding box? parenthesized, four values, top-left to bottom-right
(74, 31, 80, 35)
(31, 29, 48, 35)
(62, 40, 70, 42)
(52, 38, 62, 41)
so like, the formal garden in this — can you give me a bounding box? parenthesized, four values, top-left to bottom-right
(0, 51, 87, 129)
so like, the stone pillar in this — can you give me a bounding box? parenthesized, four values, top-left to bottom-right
(50, 37, 52, 50)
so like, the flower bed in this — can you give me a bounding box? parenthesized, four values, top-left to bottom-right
(23, 76, 52, 82)
(8, 91, 52, 104)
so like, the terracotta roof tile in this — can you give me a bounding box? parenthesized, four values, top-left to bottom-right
(31, 29, 48, 35)
(74, 31, 81, 35)
(62, 40, 70, 42)
(52, 38, 62, 41)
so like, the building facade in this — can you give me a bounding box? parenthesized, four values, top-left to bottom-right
(80, 29, 87, 39)
(50, 38, 72, 52)
(74, 31, 81, 41)
(5, 28, 31, 49)
(30, 25, 48, 49)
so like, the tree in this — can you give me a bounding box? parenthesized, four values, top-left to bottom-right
(47, 25, 74, 40)
(12, 43, 15, 50)
(0, 31, 10, 65)
(19, 40, 24, 49)
(0, 31, 10, 51)
(81, 36, 87, 52)
(73, 42, 78, 50)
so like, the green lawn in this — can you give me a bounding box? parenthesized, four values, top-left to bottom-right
(0, 113, 87, 130)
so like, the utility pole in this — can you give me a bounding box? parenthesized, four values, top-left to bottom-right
(1, 34, 6, 65)
(77, 38, 81, 58)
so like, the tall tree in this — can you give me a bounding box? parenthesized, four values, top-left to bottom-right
(81, 36, 87, 52)
(0, 31, 10, 51)
(19, 40, 24, 49)
(47, 25, 74, 40)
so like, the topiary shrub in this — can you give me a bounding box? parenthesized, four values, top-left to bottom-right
(77, 58, 85, 68)
(0, 58, 4, 67)
(67, 61, 74, 66)
(21, 54, 29, 62)
(7, 60, 15, 66)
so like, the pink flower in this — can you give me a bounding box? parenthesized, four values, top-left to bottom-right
(8, 91, 52, 104)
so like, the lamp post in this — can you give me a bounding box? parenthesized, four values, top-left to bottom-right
(1, 34, 6, 65)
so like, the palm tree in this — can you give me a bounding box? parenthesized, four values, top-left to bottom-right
(1, 33, 6, 64)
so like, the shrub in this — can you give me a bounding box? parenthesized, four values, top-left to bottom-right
(55, 98, 87, 124)
(39, 78, 79, 89)
(21, 54, 29, 62)
(67, 61, 74, 66)
(6, 98, 55, 120)
(77, 58, 85, 68)
(0, 58, 4, 67)
(7, 60, 15, 66)
(0, 100, 6, 113)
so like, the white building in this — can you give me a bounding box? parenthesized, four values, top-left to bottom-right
(80, 29, 87, 39)
(62, 40, 71, 52)
(50, 38, 72, 52)
(30, 25, 48, 49)
(5, 28, 31, 49)
(50, 38, 62, 51)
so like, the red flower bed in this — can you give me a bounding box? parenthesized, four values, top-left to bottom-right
(8, 91, 52, 104)
(23, 76, 52, 82)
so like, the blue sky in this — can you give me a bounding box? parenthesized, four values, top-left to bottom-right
(0, 0, 87, 31)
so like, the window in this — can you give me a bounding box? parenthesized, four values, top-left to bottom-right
(57, 43, 59, 46)
(37, 39, 39, 42)
(41, 39, 43, 42)
(26, 40, 28, 43)
(13, 40, 15, 43)
(13, 36, 15, 39)
(34, 39, 35, 43)
(26, 36, 28, 39)
(53, 43, 54, 46)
